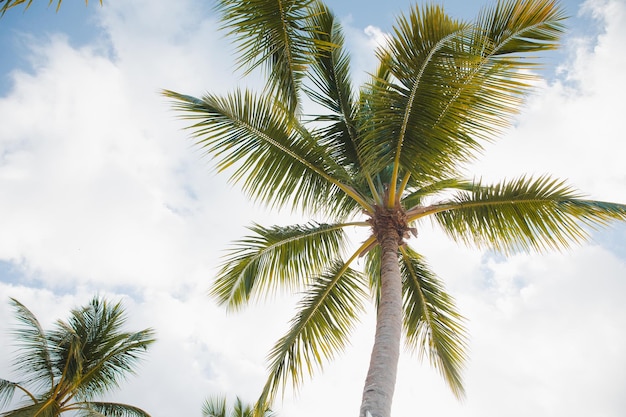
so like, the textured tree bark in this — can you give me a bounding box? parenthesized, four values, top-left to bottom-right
(359, 209, 404, 417)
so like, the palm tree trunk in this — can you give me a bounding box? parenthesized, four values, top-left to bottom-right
(360, 222, 403, 417)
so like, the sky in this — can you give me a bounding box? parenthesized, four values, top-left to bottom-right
(0, 0, 625, 416)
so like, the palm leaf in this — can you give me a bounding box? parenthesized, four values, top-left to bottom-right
(8, 298, 55, 390)
(73, 401, 151, 417)
(258, 261, 367, 408)
(202, 396, 227, 417)
(0, 401, 59, 417)
(215, 0, 324, 113)
(162, 89, 369, 215)
(47, 298, 155, 400)
(210, 222, 351, 310)
(0, 0, 100, 15)
(420, 175, 626, 254)
(399, 246, 467, 398)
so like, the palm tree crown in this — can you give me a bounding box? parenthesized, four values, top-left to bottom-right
(164, 1, 626, 416)
(0, 296, 156, 417)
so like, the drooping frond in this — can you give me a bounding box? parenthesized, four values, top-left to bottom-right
(0, 379, 31, 410)
(215, 0, 325, 113)
(0, 400, 59, 417)
(211, 222, 352, 310)
(418, 175, 626, 254)
(74, 401, 152, 417)
(399, 247, 467, 398)
(162, 89, 370, 215)
(8, 298, 55, 389)
(258, 261, 367, 408)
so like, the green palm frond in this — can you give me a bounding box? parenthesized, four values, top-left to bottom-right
(162, 89, 369, 215)
(362, 5, 475, 193)
(258, 261, 366, 407)
(8, 298, 55, 389)
(46, 298, 155, 399)
(362, 0, 566, 198)
(0, 401, 58, 417)
(305, 2, 357, 139)
(0, 379, 32, 410)
(477, 0, 566, 57)
(75, 401, 151, 417)
(216, 0, 325, 113)
(0, 0, 101, 15)
(363, 245, 467, 397)
(399, 246, 467, 398)
(402, 179, 475, 209)
(211, 222, 353, 310)
(202, 396, 227, 417)
(422, 175, 626, 254)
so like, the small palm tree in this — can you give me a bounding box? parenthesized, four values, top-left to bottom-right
(164, 1, 626, 416)
(202, 396, 274, 417)
(0, 296, 156, 417)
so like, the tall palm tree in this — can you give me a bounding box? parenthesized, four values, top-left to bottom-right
(202, 395, 274, 417)
(163, 1, 626, 416)
(0, 296, 156, 417)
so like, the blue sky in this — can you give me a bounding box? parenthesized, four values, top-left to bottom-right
(1, 1, 625, 416)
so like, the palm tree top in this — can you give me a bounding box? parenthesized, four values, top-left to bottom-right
(163, 1, 626, 416)
(0, 296, 156, 417)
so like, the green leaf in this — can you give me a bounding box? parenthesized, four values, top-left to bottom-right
(258, 261, 366, 407)
(8, 298, 56, 389)
(210, 222, 348, 310)
(429, 175, 626, 254)
(76, 401, 152, 417)
(216, 0, 323, 113)
(162, 89, 363, 216)
(399, 247, 467, 399)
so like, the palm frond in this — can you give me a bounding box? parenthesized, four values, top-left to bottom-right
(361, 0, 566, 199)
(477, 0, 566, 57)
(162, 89, 369, 215)
(47, 298, 155, 400)
(0, 0, 100, 15)
(0, 379, 32, 410)
(8, 298, 55, 390)
(202, 396, 227, 417)
(0, 401, 58, 417)
(399, 246, 467, 398)
(73, 401, 151, 417)
(258, 261, 366, 408)
(210, 222, 351, 310)
(361, 5, 475, 193)
(402, 178, 475, 209)
(216, 0, 325, 112)
(419, 175, 626, 254)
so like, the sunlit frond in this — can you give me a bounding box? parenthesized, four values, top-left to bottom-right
(258, 261, 366, 407)
(162, 89, 368, 215)
(216, 0, 324, 112)
(425, 175, 626, 254)
(399, 247, 467, 398)
(211, 222, 351, 310)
